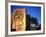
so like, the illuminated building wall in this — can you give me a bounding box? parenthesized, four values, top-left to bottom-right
(11, 8, 26, 31)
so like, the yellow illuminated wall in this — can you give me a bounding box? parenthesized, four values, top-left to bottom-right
(22, 8, 26, 31)
(11, 8, 26, 31)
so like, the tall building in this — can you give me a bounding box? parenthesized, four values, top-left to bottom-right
(11, 8, 26, 31)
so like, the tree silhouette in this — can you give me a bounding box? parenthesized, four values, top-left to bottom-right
(26, 14, 41, 31)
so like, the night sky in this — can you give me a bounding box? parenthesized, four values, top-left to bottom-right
(11, 5, 41, 24)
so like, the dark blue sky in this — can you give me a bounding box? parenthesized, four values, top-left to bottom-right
(11, 5, 41, 24)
